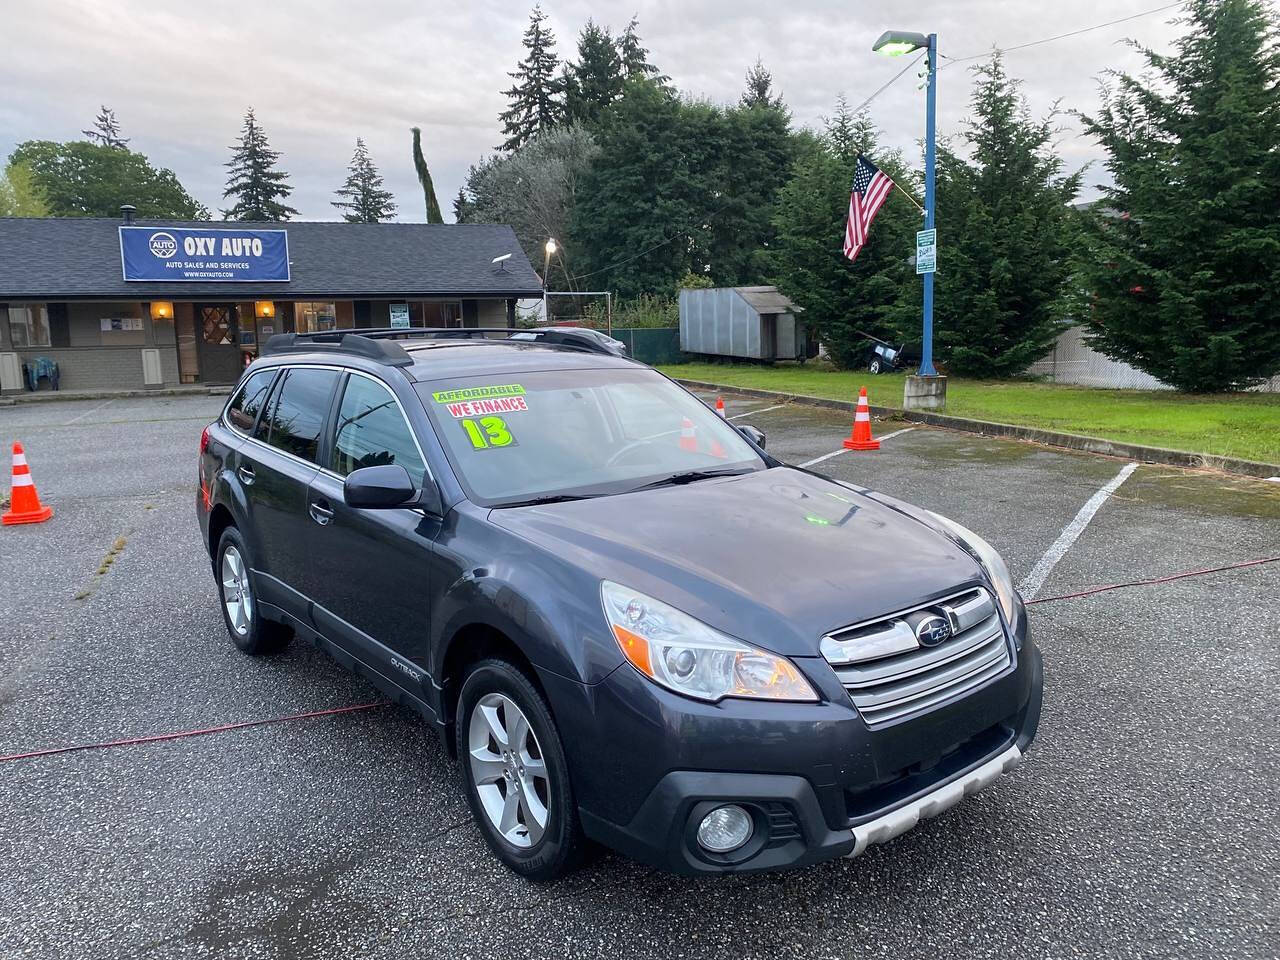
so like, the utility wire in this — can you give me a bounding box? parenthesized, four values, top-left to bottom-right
(941, 2, 1184, 66)
(848, 51, 926, 117)
(571, 233, 683, 282)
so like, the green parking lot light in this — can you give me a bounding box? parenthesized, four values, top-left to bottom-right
(871, 31, 929, 56)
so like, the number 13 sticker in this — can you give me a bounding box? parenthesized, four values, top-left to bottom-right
(460, 416, 516, 450)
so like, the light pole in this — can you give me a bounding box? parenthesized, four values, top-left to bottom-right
(873, 30, 939, 380)
(542, 238, 557, 325)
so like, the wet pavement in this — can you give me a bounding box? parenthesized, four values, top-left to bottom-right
(1, 390, 1277, 959)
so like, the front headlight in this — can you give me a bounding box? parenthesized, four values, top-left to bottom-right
(600, 581, 818, 703)
(927, 512, 1019, 626)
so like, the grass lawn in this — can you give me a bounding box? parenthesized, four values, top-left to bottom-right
(658, 362, 1280, 465)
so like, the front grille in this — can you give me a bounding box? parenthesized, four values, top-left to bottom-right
(821, 588, 1012, 727)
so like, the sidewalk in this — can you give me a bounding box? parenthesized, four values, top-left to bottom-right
(675, 377, 1280, 480)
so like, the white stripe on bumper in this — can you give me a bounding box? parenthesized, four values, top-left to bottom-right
(846, 743, 1022, 858)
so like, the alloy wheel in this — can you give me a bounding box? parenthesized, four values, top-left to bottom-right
(221, 545, 253, 637)
(468, 692, 550, 847)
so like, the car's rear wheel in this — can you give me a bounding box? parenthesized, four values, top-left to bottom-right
(457, 658, 583, 881)
(215, 526, 291, 655)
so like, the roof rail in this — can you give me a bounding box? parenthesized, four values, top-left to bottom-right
(351, 326, 627, 357)
(260, 332, 414, 367)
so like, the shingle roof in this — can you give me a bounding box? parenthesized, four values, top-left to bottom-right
(0, 217, 544, 300)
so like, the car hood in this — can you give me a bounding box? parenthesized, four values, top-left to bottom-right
(488, 467, 986, 656)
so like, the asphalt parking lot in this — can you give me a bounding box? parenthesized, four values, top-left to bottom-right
(2, 390, 1278, 960)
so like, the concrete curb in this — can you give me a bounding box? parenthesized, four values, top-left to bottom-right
(674, 378, 1280, 480)
(0, 386, 230, 406)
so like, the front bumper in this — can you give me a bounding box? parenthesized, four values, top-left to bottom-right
(573, 624, 1043, 875)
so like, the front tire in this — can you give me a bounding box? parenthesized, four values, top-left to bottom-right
(457, 659, 583, 881)
(869, 357, 882, 374)
(215, 526, 292, 655)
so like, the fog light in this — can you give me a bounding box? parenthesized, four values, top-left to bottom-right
(696, 804, 753, 853)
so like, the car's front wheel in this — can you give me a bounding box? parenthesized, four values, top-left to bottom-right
(457, 659, 583, 881)
(215, 526, 292, 655)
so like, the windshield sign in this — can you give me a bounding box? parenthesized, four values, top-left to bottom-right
(417, 369, 763, 505)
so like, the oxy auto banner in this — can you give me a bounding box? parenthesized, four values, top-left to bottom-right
(119, 226, 290, 282)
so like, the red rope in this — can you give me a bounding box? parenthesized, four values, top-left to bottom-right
(0, 701, 385, 764)
(1027, 555, 1280, 606)
(3, 556, 1275, 764)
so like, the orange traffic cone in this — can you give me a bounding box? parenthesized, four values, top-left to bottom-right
(715, 396, 727, 419)
(842, 387, 880, 451)
(679, 417, 698, 452)
(2, 442, 53, 525)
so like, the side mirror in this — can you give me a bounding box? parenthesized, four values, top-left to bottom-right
(736, 424, 766, 450)
(344, 464, 417, 509)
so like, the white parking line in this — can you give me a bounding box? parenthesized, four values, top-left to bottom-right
(798, 427, 916, 468)
(728, 403, 786, 420)
(62, 398, 115, 426)
(1019, 462, 1139, 600)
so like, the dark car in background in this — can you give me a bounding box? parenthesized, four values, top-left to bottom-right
(196, 328, 1042, 879)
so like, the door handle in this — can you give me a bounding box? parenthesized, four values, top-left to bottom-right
(309, 499, 335, 525)
(237, 464, 255, 485)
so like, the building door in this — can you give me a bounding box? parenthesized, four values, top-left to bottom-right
(196, 304, 242, 384)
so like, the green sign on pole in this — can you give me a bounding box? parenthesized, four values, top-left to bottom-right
(916, 229, 936, 275)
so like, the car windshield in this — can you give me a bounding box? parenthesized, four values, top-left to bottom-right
(415, 367, 766, 505)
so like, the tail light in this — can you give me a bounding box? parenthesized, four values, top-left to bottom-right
(200, 425, 210, 454)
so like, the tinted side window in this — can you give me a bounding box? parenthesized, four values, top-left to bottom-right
(226, 369, 277, 434)
(261, 368, 339, 463)
(331, 375, 426, 479)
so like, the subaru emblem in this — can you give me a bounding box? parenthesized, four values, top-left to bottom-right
(915, 614, 953, 647)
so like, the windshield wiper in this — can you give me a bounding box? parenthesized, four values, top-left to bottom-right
(626, 467, 755, 493)
(493, 493, 599, 508)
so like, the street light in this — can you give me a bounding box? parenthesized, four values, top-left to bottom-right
(873, 28, 939, 381)
(542, 238, 558, 324)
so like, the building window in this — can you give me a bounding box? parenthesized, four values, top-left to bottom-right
(408, 300, 462, 328)
(294, 302, 338, 333)
(7, 303, 51, 348)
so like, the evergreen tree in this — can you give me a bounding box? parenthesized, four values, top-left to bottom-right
(709, 91, 795, 284)
(221, 108, 297, 221)
(453, 186, 473, 223)
(564, 20, 624, 127)
(928, 54, 1082, 377)
(82, 106, 129, 149)
(1073, 0, 1280, 391)
(617, 15, 669, 87)
(572, 81, 697, 297)
(411, 127, 444, 223)
(822, 94, 873, 159)
(769, 108, 916, 369)
(499, 5, 565, 152)
(741, 57, 784, 109)
(332, 137, 396, 223)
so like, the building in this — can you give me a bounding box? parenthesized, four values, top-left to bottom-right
(0, 212, 543, 393)
(679, 286, 812, 361)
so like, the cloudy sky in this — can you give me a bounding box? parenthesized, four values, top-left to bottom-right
(1, 1, 1186, 222)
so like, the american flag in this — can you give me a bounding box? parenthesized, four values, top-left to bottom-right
(843, 155, 894, 262)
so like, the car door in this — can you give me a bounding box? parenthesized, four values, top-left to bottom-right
(302, 371, 441, 695)
(241, 365, 341, 620)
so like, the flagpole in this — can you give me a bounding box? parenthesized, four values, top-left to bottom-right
(888, 177, 925, 215)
